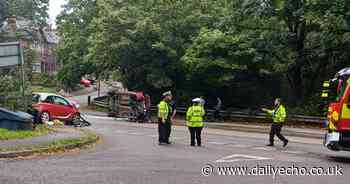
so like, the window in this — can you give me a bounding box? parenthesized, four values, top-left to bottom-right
(336, 79, 350, 102)
(32, 63, 41, 73)
(44, 96, 55, 104)
(53, 96, 69, 106)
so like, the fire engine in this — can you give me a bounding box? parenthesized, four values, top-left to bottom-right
(323, 67, 350, 151)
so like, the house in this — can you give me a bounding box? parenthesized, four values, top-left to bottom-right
(40, 26, 60, 75)
(0, 16, 60, 76)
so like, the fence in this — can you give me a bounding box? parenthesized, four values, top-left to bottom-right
(92, 95, 326, 124)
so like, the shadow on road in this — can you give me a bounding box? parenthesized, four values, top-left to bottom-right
(326, 156, 350, 164)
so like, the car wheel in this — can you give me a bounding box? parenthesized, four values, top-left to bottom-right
(40, 112, 50, 123)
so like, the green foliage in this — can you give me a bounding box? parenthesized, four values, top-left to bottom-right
(57, 61, 83, 90)
(0, 72, 26, 111)
(38, 73, 56, 87)
(56, 0, 98, 90)
(31, 86, 57, 93)
(183, 28, 260, 85)
(57, 0, 350, 115)
(1, 0, 49, 25)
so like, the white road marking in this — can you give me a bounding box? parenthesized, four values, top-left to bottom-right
(86, 115, 114, 120)
(281, 150, 306, 154)
(128, 132, 147, 136)
(215, 154, 271, 163)
(252, 147, 276, 151)
(230, 144, 251, 148)
(86, 115, 127, 121)
(208, 141, 231, 145)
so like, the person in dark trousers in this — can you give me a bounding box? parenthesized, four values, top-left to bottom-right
(213, 97, 222, 119)
(262, 98, 289, 147)
(157, 91, 173, 145)
(167, 99, 176, 141)
(144, 94, 151, 122)
(170, 100, 177, 122)
(186, 98, 205, 146)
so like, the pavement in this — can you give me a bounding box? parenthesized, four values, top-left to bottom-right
(0, 116, 349, 184)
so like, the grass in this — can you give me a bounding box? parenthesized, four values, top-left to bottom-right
(31, 86, 57, 93)
(0, 125, 51, 141)
(0, 130, 98, 153)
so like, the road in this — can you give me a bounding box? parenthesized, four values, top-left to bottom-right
(0, 116, 349, 184)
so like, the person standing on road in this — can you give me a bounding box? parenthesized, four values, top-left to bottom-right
(214, 97, 222, 120)
(170, 99, 177, 122)
(157, 91, 173, 145)
(199, 96, 206, 107)
(168, 98, 176, 141)
(145, 94, 151, 123)
(186, 98, 205, 146)
(262, 98, 288, 147)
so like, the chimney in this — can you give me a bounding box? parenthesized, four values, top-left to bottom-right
(7, 16, 17, 32)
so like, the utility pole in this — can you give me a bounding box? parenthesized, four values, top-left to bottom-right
(19, 41, 27, 111)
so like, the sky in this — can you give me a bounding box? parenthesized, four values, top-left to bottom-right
(48, 0, 67, 27)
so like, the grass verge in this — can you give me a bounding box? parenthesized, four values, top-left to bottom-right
(0, 125, 51, 141)
(31, 86, 57, 93)
(0, 129, 98, 154)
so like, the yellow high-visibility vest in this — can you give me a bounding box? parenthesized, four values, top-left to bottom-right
(266, 105, 286, 123)
(186, 105, 205, 127)
(158, 100, 170, 120)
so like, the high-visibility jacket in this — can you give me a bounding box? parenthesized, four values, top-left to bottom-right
(158, 100, 170, 121)
(266, 105, 286, 123)
(186, 105, 205, 127)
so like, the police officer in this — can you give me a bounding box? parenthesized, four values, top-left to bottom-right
(186, 98, 205, 146)
(262, 98, 288, 147)
(157, 91, 173, 145)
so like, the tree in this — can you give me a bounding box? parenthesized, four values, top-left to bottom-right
(56, 0, 350, 114)
(56, 0, 98, 89)
(1, 0, 49, 25)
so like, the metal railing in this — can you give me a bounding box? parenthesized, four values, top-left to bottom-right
(92, 96, 326, 124)
(92, 96, 109, 108)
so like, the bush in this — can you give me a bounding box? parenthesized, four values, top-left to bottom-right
(288, 94, 325, 116)
(0, 74, 26, 111)
(39, 73, 57, 87)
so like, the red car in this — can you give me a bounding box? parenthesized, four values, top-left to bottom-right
(80, 79, 92, 87)
(32, 93, 80, 123)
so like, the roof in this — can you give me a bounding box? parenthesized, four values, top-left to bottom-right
(32, 92, 64, 101)
(332, 67, 350, 81)
(0, 17, 59, 44)
(32, 92, 78, 106)
(0, 17, 33, 33)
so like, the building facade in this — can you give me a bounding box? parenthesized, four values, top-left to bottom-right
(0, 16, 60, 76)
